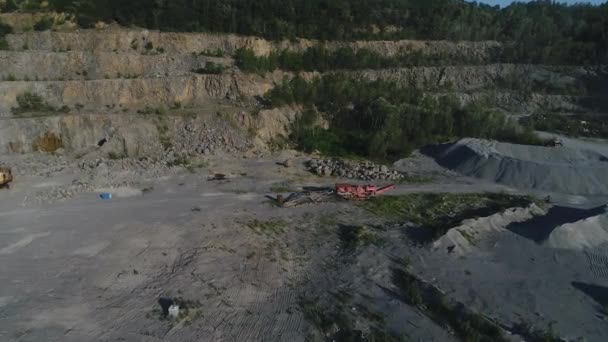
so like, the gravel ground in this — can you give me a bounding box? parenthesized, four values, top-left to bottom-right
(429, 137, 608, 196)
(1, 151, 608, 341)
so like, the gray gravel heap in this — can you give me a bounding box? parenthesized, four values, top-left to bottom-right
(306, 158, 404, 181)
(175, 120, 252, 156)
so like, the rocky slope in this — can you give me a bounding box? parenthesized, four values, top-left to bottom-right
(0, 50, 233, 80)
(0, 73, 271, 115)
(0, 15, 603, 158)
(4, 25, 501, 60)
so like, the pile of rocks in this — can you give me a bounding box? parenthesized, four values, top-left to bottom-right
(306, 159, 404, 181)
(175, 120, 252, 156)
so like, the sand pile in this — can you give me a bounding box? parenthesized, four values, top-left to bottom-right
(433, 204, 545, 255)
(432, 138, 608, 195)
(544, 206, 608, 250)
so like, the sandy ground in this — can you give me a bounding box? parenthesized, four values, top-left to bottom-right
(1, 151, 608, 341)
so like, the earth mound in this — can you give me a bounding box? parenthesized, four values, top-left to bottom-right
(428, 138, 608, 195)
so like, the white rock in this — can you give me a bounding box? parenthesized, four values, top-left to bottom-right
(168, 304, 180, 318)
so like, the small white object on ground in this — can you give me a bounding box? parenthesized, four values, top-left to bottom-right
(168, 304, 180, 318)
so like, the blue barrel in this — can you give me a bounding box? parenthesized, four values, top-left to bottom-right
(99, 193, 113, 200)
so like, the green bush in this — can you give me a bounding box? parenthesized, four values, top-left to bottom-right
(0, 21, 12, 35)
(364, 193, 537, 241)
(11, 92, 63, 115)
(137, 105, 167, 115)
(15, 92, 45, 111)
(45, 0, 608, 65)
(267, 74, 547, 160)
(234, 48, 277, 73)
(33, 16, 54, 31)
(235, 46, 482, 73)
(0, 0, 18, 12)
(0, 20, 12, 50)
(521, 112, 608, 139)
(192, 61, 225, 74)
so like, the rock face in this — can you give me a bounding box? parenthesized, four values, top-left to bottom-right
(0, 74, 272, 115)
(0, 50, 233, 80)
(4, 26, 501, 60)
(359, 64, 584, 93)
(0, 112, 253, 157)
(0, 18, 601, 159)
(306, 158, 404, 181)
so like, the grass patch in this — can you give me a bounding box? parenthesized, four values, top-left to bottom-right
(137, 105, 167, 116)
(396, 174, 435, 184)
(298, 296, 405, 341)
(246, 219, 287, 236)
(511, 322, 564, 342)
(339, 224, 383, 250)
(192, 61, 225, 74)
(392, 268, 508, 342)
(363, 193, 538, 242)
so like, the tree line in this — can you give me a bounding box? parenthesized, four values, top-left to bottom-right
(266, 74, 545, 159)
(521, 112, 608, 139)
(234, 46, 493, 73)
(2, 0, 607, 65)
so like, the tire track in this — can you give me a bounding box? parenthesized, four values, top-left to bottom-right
(585, 250, 608, 279)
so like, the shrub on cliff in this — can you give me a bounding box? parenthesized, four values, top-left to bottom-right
(11, 92, 68, 115)
(45, 0, 608, 65)
(267, 74, 546, 160)
(192, 61, 225, 74)
(33, 15, 53, 31)
(0, 20, 12, 50)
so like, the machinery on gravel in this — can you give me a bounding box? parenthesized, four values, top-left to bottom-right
(0, 167, 13, 189)
(335, 183, 396, 200)
(274, 183, 396, 207)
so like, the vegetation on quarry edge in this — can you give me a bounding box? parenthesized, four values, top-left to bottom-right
(1, 0, 608, 65)
(265, 74, 548, 160)
(1, 0, 606, 157)
(234, 44, 597, 75)
(521, 112, 608, 140)
(362, 193, 540, 242)
(234, 46, 497, 72)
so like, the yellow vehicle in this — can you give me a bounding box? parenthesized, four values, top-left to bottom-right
(0, 167, 13, 189)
